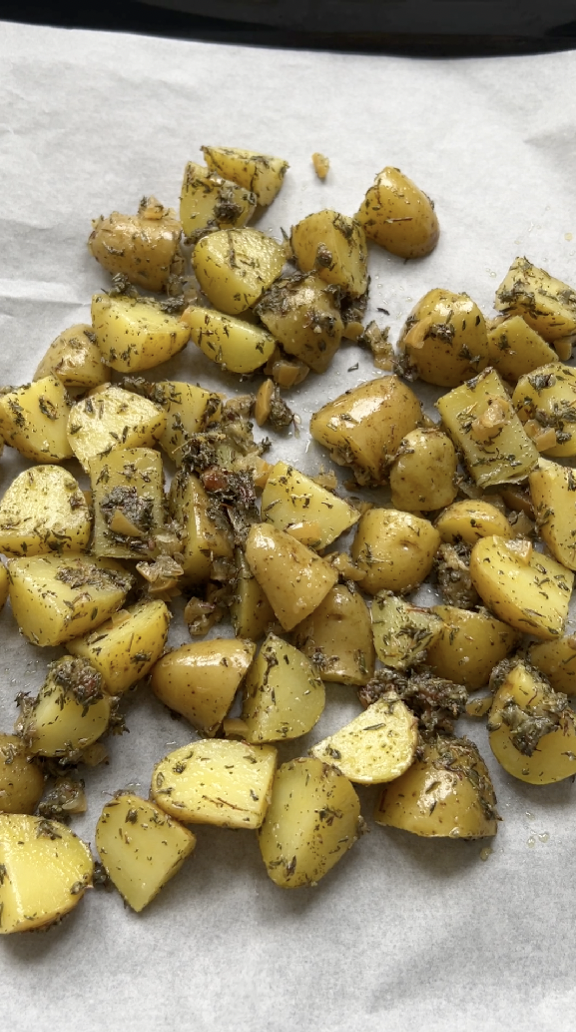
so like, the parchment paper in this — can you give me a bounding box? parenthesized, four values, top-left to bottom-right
(1, 21, 576, 1032)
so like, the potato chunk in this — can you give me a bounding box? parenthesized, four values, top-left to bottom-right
(230, 549, 275, 641)
(351, 508, 440, 594)
(193, 228, 285, 315)
(90, 447, 165, 560)
(399, 289, 488, 386)
(256, 273, 344, 373)
(180, 161, 256, 238)
(528, 636, 576, 695)
(0, 814, 93, 934)
(292, 584, 375, 686)
(95, 793, 196, 913)
(183, 306, 277, 374)
(290, 210, 368, 297)
(18, 656, 112, 759)
(529, 458, 576, 569)
(0, 376, 74, 462)
(310, 696, 418, 785)
(67, 385, 166, 472)
(469, 535, 573, 640)
(495, 256, 576, 348)
(371, 594, 444, 671)
(434, 499, 513, 545)
(34, 323, 110, 390)
(201, 146, 288, 207)
(487, 315, 559, 381)
(0, 464, 91, 557)
(261, 461, 359, 549)
(258, 757, 360, 888)
(512, 364, 576, 458)
(389, 428, 458, 512)
(426, 605, 518, 691)
(91, 293, 190, 373)
(67, 600, 170, 695)
(241, 633, 325, 743)
(356, 166, 439, 259)
(151, 739, 277, 829)
(169, 471, 233, 586)
(0, 734, 44, 814)
(88, 197, 182, 292)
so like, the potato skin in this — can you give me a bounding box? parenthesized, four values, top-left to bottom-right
(0, 734, 45, 814)
(356, 167, 439, 259)
(88, 197, 182, 292)
(399, 289, 488, 387)
(351, 508, 440, 594)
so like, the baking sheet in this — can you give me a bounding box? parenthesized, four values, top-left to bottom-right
(1, 21, 576, 1032)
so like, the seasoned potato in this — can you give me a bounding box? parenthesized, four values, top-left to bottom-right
(310, 696, 418, 785)
(488, 661, 576, 784)
(426, 605, 519, 691)
(437, 367, 539, 487)
(258, 757, 360, 888)
(0, 564, 8, 611)
(147, 380, 221, 463)
(0, 376, 74, 463)
(90, 447, 165, 560)
(18, 656, 112, 759)
(292, 583, 375, 686)
(245, 523, 338, 631)
(528, 636, 576, 695)
(487, 315, 559, 381)
(261, 461, 359, 549)
(180, 161, 256, 238)
(8, 553, 133, 646)
(351, 508, 440, 594)
(356, 166, 439, 259)
(67, 385, 167, 472)
(375, 736, 498, 839)
(469, 535, 573, 640)
(169, 470, 233, 585)
(0, 465, 91, 557)
(256, 273, 344, 373)
(230, 549, 275, 641)
(512, 364, 576, 458)
(91, 293, 190, 373)
(399, 289, 488, 386)
(0, 734, 45, 814)
(389, 428, 458, 512)
(371, 594, 444, 671)
(67, 600, 170, 695)
(310, 375, 422, 486)
(151, 739, 277, 829)
(34, 323, 110, 389)
(151, 638, 255, 735)
(0, 814, 93, 934)
(495, 256, 576, 351)
(201, 146, 289, 206)
(290, 210, 368, 297)
(88, 196, 183, 292)
(241, 633, 325, 743)
(529, 458, 576, 569)
(95, 793, 196, 913)
(192, 228, 285, 315)
(434, 499, 513, 545)
(183, 306, 277, 374)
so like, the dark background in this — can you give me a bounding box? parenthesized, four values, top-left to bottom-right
(1, 0, 576, 55)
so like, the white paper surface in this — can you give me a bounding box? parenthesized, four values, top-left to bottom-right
(1, 21, 576, 1032)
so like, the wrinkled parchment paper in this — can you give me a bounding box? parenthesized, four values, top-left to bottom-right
(1, 21, 576, 1032)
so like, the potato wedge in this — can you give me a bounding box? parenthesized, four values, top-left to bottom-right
(67, 385, 166, 472)
(183, 306, 277, 374)
(487, 315, 559, 381)
(90, 447, 165, 560)
(371, 594, 444, 671)
(230, 549, 275, 641)
(389, 428, 458, 512)
(256, 273, 344, 373)
(292, 583, 375, 686)
(434, 499, 513, 545)
(18, 656, 112, 759)
(290, 210, 367, 297)
(351, 508, 440, 595)
(495, 256, 576, 347)
(201, 146, 288, 207)
(261, 460, 359, 549)
(241, 633, 325, 743)
(91, 293, 190, 373)
(0, 464, 91, 557)
(512, 364, 576, 458)
(0, 734, 45, 814)
(169, 471, 233, 586)
(529, 458, 576, 569)
(356, 166, 439, 259)
(399, 289, 488, 386)
(34, 323, 110, 390)
(528, 636, 576, 695)
(310, 696, 418, 784)
(192, 228, 285, 315)
(88, 197, 183, 292)
(180, 161, 256, 238)
(426, 605, 519, 691)
(0, 376, 74, 463)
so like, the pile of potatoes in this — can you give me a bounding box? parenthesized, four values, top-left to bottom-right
(1, 144, 576, 932)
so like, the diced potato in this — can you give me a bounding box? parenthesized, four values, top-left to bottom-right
(168, 471, 233, 586)
(151, 739, 277, 829)
(434, 499, 513, 545)
(183, 306, 277, 374)
(486, 315, 559, 381)
(355, 166, 439, 259)
(192, 228, 285, 315)
(0, 464, 91, 557)
(351, 508, 440, 594)
(0, 734, 45, 814)
(261, 460, 359, 549)
(256, 273, 344, 373)
(0, 376, 74, 462)
(201, 146, 289, 207)
(67, 385, 167, 472)
(95, 793, 196, 913)
(426, 605, 519, 690)
(152, 380, 221, 462)
(310, 696, 418, 785)
(90, 447, 165, 560)
(151, 638, 255, 735)
(180, 161, 256, 238)
(67, 600, 170, 695)
(389, 428, 458, 512)
(241, 633, 325, 743)
(88, 197, 183, 292)
(488, 661, 576, 784)
(91, 293, 190, 373)
(245, 523, 338, 632)
(528, 636, 576, 695)
(375, 736, 498, 838)
(495, 256, 576, 347)
(310, 375, 422, 486)
(469, 535, 573, 640)
(399, 289, 488, 386)
(8, 553, 133, 646)
(371, 594, 444, 671)
(292, 583, 375, 686)
(18, 656, 112, 759)
(230, 549, 275, 641)
(34, 323, 110, 389)
(0, 814, 93, 934)
(258, 757, 360, 888)
(512, 364, 576, 458)
(290, 210, 368, 297)
(529, 458, 576, 569)
(0, 565, 8, 611)
(436, 367, 539, 487)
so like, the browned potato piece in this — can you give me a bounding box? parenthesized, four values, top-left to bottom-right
(292, 584, 375, 686)
(399, 289, 488, 387)
(34, 324, 110, 389)
(488, 661, 576, 784)
(487, 315, 559, 381)
(256, 273, 344, 373)
(356, 166, 439, 259)
(389, 428, 457, 512)
(426, 605, 519, 691)
(88, 196, 182, 292)
(375, 736, 498, 839)
(201, 146, 289, 207)
(151, 639, 255, 735)
(0, 734, 44, 814)
(528, 636, 576, 695)
(512, 364, 576, 458)
(310, 375, 422, 486)
(495, 256, 576, 350)
(435, 499, 513, 545)
(180, 161, 256, 238)
(290, 210, 368, 297)
(192, 228, 285, 315)
(351, 508, 441, 594)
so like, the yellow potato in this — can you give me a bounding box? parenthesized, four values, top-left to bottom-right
(183, 306, 276, 374)
(201, 146, 289, 206)
(180, 161, 256, 238)
(67, 385, 167, 472)
(529, 458, 576, 569)
(19, 656, 112, 759)
(370, 594, 444, 671)
(399, 289, 488, 386)
(0, 464, 91, 557)
(241, 633, 325, 743)
(528, 636, 576, 695)
(356, 166, 439, 259)
(169, 471, 233, 586)
(91, 293, 190, 373)
(512, 364, 576, 458)
(426, 605, 519, 691)
(351, 508, 441, 594)
(34, 323, 110, 389)
(0, 376, 73, 463)
(256, 273, 344, 373)
(90, 447, 165, 560)
(88, 196, 183, 292)
(290, 209, 368, 297)
(192, 228, 285, 315)
(389, 428, 458, 512)
(261, 460, 359, 549)
(434, 499, 513, 545)
(292, 583, 375, 686)
(230, 549, 275, 641)
(495, 256, 576, 347)
(486, 315, 559, 381)
(310, 697, 418, 785)
(0, 734, 45, 814)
